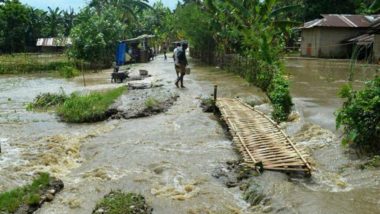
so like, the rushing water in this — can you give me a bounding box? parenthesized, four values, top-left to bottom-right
(0, 57, 379, 213)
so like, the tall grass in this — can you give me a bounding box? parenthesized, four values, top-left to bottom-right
(0, 53, 72, 74)
(57, 87, 126, 123)
(0, 173, 51, 213)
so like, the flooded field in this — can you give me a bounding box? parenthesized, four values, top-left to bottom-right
(0, 56, 379, 214)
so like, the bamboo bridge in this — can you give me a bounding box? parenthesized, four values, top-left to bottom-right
(216, 98, 312, 174)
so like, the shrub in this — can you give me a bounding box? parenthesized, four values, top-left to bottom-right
(57, 87, 126, 123)
(94, 191, 150, 214)
(27, 91, 68, 111)
(0, 173, 51, 213)
(268, 73, 293, 122)
(336, 77, 380, 152)
(59, 66, 80, 78)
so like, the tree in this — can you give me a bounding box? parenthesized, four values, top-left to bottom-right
(0, 0, 29, 53)
(69, 6, 126, 66)
(63, 8, 76, 36)
(47, 7, 63, 37)
(89, 0, 151, 23)
(25, 8, 48, 49)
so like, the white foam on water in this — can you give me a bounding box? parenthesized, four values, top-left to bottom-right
(0, 137, 24, 167)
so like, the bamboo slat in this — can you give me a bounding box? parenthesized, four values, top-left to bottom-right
(216, 98, 311, 174)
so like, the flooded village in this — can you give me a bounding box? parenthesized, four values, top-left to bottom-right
(0, 0, 379, 214)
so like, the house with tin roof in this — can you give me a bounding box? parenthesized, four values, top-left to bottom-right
(300, 14, 380, 58)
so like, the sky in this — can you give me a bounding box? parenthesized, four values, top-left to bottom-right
(20, 0, 179, 11)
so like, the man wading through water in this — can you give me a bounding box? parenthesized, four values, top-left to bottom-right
(173, 42, 181, 78)
(175, 43, 188, 88)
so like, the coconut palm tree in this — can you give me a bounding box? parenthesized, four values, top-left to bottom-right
(47, 7, 63, 37)
(89, 0, 151, 23)
(63, 8, 76, 36)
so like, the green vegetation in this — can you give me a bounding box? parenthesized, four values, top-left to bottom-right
(68, 6, 126, 67)
(168, 0, 294, 122)
(360, 155, 380, 169)
(336, 77, 380, 152)
(0, 54, 72, 74)
(58, 65, 79, 78)
(0, 0, 76, 53)
(268, 74, 293, 122)
(94, 191, 151, 214)
(57, 87, 126, 123)
(27, 91, 68, 111)
(0, 173, 51, 213)
(144, 97, 159, 109)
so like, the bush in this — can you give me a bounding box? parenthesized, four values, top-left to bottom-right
(94, 191, 151, 214)
(0, 173, 51, 213)
(336, 77, 380, 152)
(27, 91, 68, 111)
(59, 66, 80, 78)
(57, 87, 126, 123)
(268, 73, 293, 122)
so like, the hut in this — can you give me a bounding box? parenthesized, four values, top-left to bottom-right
(36, 37, 72, 52)
(123, 34, 155, 63)
(300, 15, 380, 58)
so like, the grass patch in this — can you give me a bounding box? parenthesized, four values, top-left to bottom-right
(58, 66, 80, 78)
(94, 191, 151, 214)
(27, 90, 68, 111)
(57, 87, 126, 123)
(0, 173, 51, 213)
(0, 53, 73, 74)
(144, 97, 159, 109)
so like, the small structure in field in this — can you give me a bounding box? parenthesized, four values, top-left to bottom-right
(36, 37, 72, 52)
(300, 14, 380, 58)
(123, 34, 155, 63)
(346, 20, 380, 63)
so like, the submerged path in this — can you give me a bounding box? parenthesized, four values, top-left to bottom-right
(217, 98, 311, 173)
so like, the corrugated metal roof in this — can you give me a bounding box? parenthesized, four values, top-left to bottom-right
(36, 37, 72, 47)
(347, 33, 374, 45)
(124, 34, 155, 42)
(302, 14, 380, 29)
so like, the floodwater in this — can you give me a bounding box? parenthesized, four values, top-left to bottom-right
(0, 56, 379, 214)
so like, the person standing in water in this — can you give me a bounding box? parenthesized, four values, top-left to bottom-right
(175, 43, 188, 88)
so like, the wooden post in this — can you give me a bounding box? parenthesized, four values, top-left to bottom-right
(213, 85, 218, 114)
(81, 60, 86, 87)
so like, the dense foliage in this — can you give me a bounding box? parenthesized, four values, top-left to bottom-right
(169, 0, 294, 122)
(68, 7, 126, 67)
(336, 77, 380, 152)
(0, 0, 76, 53)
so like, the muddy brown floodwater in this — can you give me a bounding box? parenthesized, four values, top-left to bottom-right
(0, 56, 379, 214)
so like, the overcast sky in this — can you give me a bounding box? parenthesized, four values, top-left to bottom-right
(20, 0, 179, 11)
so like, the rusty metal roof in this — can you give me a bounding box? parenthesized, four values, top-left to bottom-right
(36, 37, 72, 47)
(302, 14, 380, 29)
(346, 33, 374, 45)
